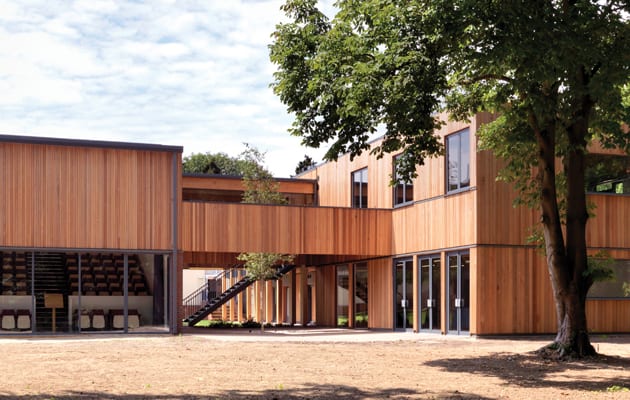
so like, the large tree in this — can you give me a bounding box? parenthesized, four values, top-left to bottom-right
(270, 0, 630, 357)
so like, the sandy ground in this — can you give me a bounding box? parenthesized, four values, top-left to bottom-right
(0, 329, 628, 399)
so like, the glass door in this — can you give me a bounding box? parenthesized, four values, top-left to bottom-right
(447, 252, 470, 334)
(394, 259, 414, 330)
(419, 255, 440, 332)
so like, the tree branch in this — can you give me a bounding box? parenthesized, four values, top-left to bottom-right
(459, 74, 514, 86)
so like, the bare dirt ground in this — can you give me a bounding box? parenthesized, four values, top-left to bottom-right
(0, 329, 628, 399)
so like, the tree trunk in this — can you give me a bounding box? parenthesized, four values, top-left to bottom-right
(552, 287, 595, 357)
(533, 106, 596, 358)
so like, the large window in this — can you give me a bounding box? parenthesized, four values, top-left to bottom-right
(393, 156, 414, 206)
(354, 263, 368, 328)
(352, 168, 368, 208)
(446, 129, 470, 192)
(585, 154, 630, 194)
(588, 260, 630, 299)
(336, 265, 349, 327)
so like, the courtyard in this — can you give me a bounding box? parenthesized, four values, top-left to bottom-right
(0, 329, 628, 399)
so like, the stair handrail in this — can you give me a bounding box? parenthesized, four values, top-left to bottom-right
(181, 267, 246, 318)
(183, 264, 297, 326)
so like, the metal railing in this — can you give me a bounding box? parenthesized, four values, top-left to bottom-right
(181, 268, 246, 320)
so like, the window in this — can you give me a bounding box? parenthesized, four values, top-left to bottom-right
(354, 263, 368, 328)
(585, 154, 630, 194)
(446, 129, 470, 192)
(352, 168, 368, 208)
(588, 260, 630, 299)
(393, 156, 414, 206)
(336, 265, 349, 327)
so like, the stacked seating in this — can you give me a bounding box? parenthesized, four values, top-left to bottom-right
(73, 309, 107, 330)
(66, 253, 150, 296)
(1, 252, 31, 296)
(110, 309, 141, 330)
(74, 308, 140, 330)
(0, 309, 31, 331)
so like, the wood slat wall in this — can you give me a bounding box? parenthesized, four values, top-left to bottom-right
(586, 195, 630, 249)
(181, 202, 392, 256)
(0, 142, 177, 250)
(182, 175, 316, 195)
(475, 246, 630, 334)
(368, 257, 393, 329)
(316, 265, 336, 326)
(474, 246, 556, 334)
(311, 115, 478, 209)
(392, 191, 477, 254)
(586, 300, 630, 333)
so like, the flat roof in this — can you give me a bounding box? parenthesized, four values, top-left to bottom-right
(0, 134, 183, 153)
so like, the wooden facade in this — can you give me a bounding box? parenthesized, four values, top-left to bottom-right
(0, 136, 181, 335)
(0, 140, 180, 251)
(1, 122, 627, 336)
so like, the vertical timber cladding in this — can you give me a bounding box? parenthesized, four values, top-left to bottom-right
(0, 139, 180, 250)
(474, 246, 556, 334)
(368, 258, 393, 329)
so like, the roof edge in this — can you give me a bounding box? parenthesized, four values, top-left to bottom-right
(0, 134, 183, 153)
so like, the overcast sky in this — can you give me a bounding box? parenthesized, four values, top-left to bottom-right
(0, 0, 336, 177)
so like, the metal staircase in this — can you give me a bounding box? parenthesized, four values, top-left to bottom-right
(183, 264, 296, 327)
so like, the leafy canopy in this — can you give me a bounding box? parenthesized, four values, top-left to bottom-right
(182, 151, 262, 176)
(270, 0, 630, 183)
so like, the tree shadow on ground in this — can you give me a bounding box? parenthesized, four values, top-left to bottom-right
(424, 351, 630, 393)
(0, 383, 496, 399)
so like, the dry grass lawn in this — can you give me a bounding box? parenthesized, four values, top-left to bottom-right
(0, 331, 628, 399)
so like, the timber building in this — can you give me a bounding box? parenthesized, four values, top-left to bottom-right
(0, 113, 628, 335)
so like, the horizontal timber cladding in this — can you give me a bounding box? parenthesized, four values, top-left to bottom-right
(0, 142, 178, 250)
(181, 202, 392, 256)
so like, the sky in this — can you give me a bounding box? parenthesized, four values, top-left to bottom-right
(0, 0, 336, 177)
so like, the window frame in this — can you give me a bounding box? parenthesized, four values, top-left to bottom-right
(445, 128, 471, 194)
(351, 167, 368, 208)
(587, 259, 630, 299)
(393, 155, 414, 207)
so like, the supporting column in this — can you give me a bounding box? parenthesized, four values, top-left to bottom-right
(276, 279, 283, 325)
(348, 264, 355, 328)
(265, 280, 273, 324)
(296, 266, 308, 325)
(237, 277, 244, 323)
(291, 270, 297, 325)
(412, 256, 419, 333)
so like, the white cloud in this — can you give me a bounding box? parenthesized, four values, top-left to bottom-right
(0, 0, 337, 177)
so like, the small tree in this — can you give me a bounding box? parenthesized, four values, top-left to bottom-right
(182, 151, 260, 176)
(295, 154, 317, 175)
(238, 144, 294, 330)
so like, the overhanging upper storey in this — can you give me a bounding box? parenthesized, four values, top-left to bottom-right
(181, 202, 392, 258)
(0, 134, 182, 251)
